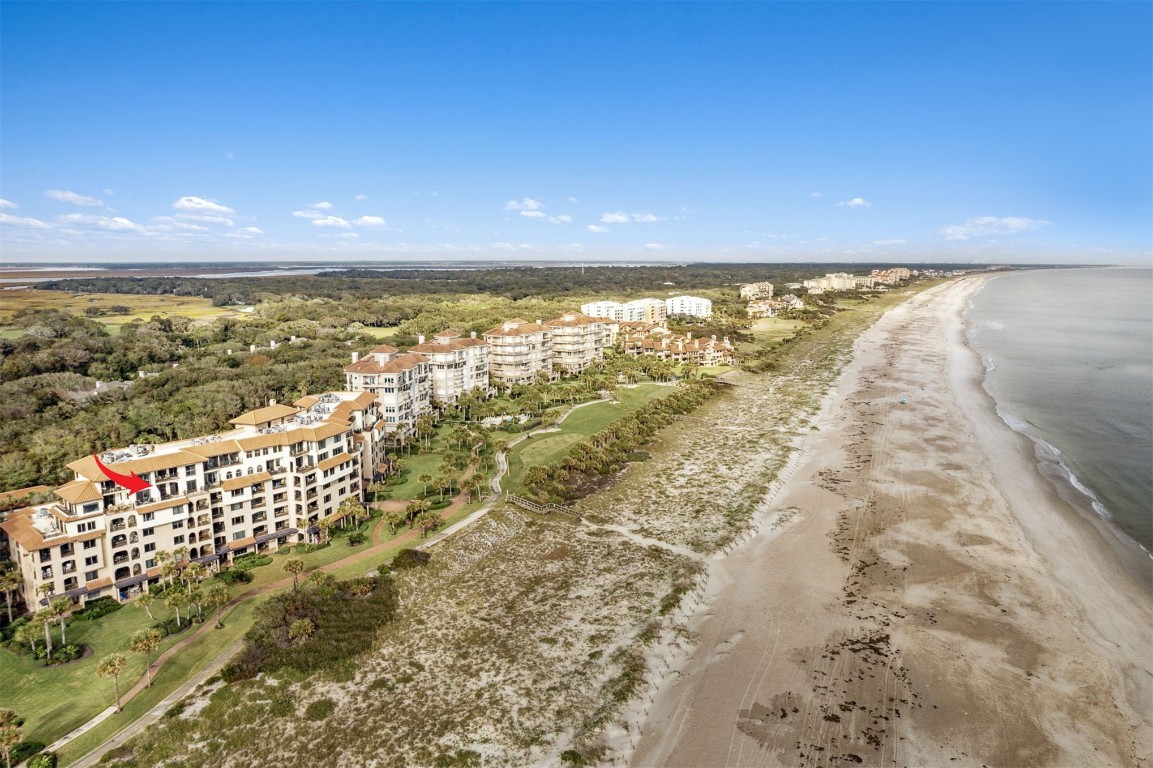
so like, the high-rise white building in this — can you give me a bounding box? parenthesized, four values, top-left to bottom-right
(344, 345, 432, 438)
(483, 318, 553, 388)
(580, 298, 667, 324)
(664, 295, 713, 318)
(545, 312, 609, 375)
(408, 330, 492, 404)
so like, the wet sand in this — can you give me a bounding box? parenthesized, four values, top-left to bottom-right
(630, 277, 1152, 767)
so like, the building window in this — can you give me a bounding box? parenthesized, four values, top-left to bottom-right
(231, 531, 247, 541)
(142, 512, 155, 522)
(85, 570, 99, 582)
(173, 535, 185, 545)
(85, 555, 98, 566)
(144, 543, 156, 553)
(84, 539, 97, 550)
(230, 502, 244, 511)
(142, 527, 155, 537)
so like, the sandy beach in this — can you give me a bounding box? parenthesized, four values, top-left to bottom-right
(630, 277, 1153, 767)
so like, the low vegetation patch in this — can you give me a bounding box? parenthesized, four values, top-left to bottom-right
(221, 574, 397, 682)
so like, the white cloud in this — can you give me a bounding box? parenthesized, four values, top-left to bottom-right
(599, 211, 630, 224)
(568, 197, 579, 203)
(338, 232, 359, 240)
(838, 197, 871, 208)
(0, 212, 49, 228)
(57, 213, 143, 232)
(102, 188, 115, 196)
(173, 196, 234, 214)
(872, 239, 907, 246)
(941, 216, 1050, 241)
(504, 197, 543, 212)
(0, 199, 18, 209)
(98, 217, 143, 232)
(354, 216, 387, 227)
(586, 224, 609, 234)
(176, 213, 234, 226)
(46, 189, 103, 207)
(810, 192, 823, 198)
(311, 201, 334, 210)
(355, 194, 368, 201)
(243, 226, 264, 234)
(520, 210, 547, 219)
(292, 209, 323, 220)
(552, 214, 572, 224)
(631, 213, 664, 223)
(644, 243, 666, 251)
(312, 215, 351, 228)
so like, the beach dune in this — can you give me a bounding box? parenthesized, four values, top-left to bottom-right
(630, 278, 1152, 767)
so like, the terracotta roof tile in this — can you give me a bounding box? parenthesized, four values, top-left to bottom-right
(221, 471, 273, 492)
(229, 403, 300, 426)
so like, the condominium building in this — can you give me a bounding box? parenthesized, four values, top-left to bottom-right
(0, 398, 364, 609)
(621, 330, 735, 366)
(407, 330, 492, 404)
(664, 295, 713, 318)
(344, 345, 432, 438)
(482, 318, 553, 388)
(803, 273, 875, 291)
(739, 282, 774, 301)
(294, 391, 386, 482)
(870, 268, 910, 285)
(580, 298, 667, 324)
(545, 312, 609, 375)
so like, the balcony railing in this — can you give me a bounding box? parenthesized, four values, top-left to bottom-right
(112, 553, 128, 565)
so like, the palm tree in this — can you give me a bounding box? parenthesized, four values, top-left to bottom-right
(417, 473, 433, 497)
(14, 622, 38, 658)
(136, 591, 156, 621)
(154, 550, 172, 585)
(0, 569, 21, 624)
(0, 708, 21, 768)
(35, 609, 54, 662)
(384, 508, 406, 535)
(284, 558, 305, 589)
(183, 561, 206, 590)
(50, 597, 70, 645)
(128, 628, 162, 687)
(204, 583, 229, 628)
(165, 585, 186, 628)
(96, 653, 129, 712)
(287, 618, 314, 643)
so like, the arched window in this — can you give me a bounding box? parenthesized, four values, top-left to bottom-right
(129, 531, 138, 544)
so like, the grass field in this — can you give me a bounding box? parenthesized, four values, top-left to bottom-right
(739, 316, 808, 353)
(501, 383, 676, 496)
(358, 326, 400, 339)
(0, 290, 250, 334)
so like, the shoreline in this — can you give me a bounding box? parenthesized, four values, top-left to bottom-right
(628, 276, 1152, 767)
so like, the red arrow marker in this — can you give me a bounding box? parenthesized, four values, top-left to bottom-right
(92, 454, 153, 494)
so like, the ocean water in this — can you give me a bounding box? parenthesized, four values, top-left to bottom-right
(967, 267, 1153, 555)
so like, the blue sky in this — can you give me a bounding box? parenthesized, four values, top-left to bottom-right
(1, 1, 1149, 264)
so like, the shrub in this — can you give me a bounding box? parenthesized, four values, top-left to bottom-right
(11, 741, 45, 764)
(74, 596, 122, 621)
(217, 569, 254, 585)
(560, 750, 587, 766)
(0, 616, 30, 642)
(391, 548, 431, 570)
(28, 751, 57, 768)
(233, 555, 273, 571)
(304, 698, 336, 721)
(429, 500, 451, 510)
(347, 532, 365, 546)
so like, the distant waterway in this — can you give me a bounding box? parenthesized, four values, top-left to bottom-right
(967, 267, 1153, 554)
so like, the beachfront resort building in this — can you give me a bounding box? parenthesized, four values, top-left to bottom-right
(664, 295, 713, 318)
(580, 298, 667, 324)
(740, 282, 774, 301)
(344, 345, 433, 438)
(803, 273, 876, 292)
(483, 318, 555, 388)
(545, 311, 612, 375)
(0, 398, 365, 609)
(871, 268, 911, 285)
(408, 330, 493, 404)
(620, 325, 736, 366)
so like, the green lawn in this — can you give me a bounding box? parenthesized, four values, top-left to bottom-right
(502, 383, 675, 495)
(54, 600, 259, 767)
(0, 599, 189, 745)
(740, 317, 808, 353)
(358, 326, 400, 339)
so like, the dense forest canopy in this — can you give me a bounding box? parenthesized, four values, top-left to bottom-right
(35, 262, 972, 305)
